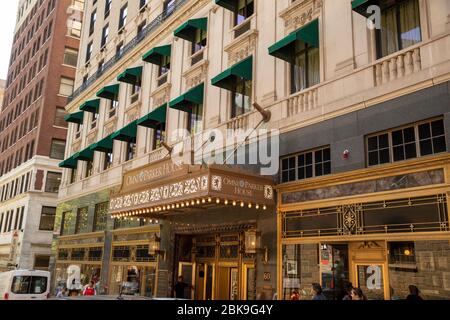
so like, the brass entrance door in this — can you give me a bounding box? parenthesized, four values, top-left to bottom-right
(178, 262, 196, 299)
(194, 263, 215, 300)
(216, 266, 239, 300)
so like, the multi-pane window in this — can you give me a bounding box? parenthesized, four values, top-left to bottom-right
(89, 9, 97, 35)
(158, 55, 171, 86)
(377, 0, 422, 59)
(231, 78, 252, 118)
(291, 41, 320, 94)
(39, 206, 56, 231)
(187, 104, 203, 135)
(54, 107, 67, 127)
(58, 77, 74, 96)
(85, 159, 94, 178)
(86, 41, 93, 63)
(75, 207, 89, 234)
(125, 140, 136, 161)
(152, 124, 166, 150)
(45, 172, 62, 193)
(50, 139, 66, 159)
(119, 4, 128, 30)
(94, 202, 108, 232)
(104, 0, 112, 18)
(280, 147, 331, 183)
(235, 0, 254, 26)
(61, 211, 76, 235)
(103, 152, 113, 171)
(68, 19, 82, 38)
(63, 48, 78, 67)
(101, 24, 109, 48)
(367, 118, 447, 167)
(389, 242, 416, 265)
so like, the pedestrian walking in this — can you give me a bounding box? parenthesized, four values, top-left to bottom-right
(311, 283, 327, 300)
(173, 275, 190, 299)
(406, 285, 423, 300)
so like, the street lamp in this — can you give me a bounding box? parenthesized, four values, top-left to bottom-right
(148, 233, 166, 261)
(244, 229, 268, 264)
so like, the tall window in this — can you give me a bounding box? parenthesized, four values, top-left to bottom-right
(85, 159, 94, 178)
(291, 41, 320, 93)
(125, 140, 136, 161)
(367, 118, 447, 166)
(94, 202, 108, 232)
(158, 55, 170, 86)
(187, 104, 203, 135)
(281, 147, 331, 183)
(119, 4, 128, 30)
(68, 19, 82, 38)
(235, 0, 254, 26)
(59, 77, 74, 96)
(103, 152, 113, 170)
(191, 29, 207, 65)
(54, 107, 68, 127)
(50, 139, 66, 159)
(89, 9, 97, 36)
(377, 0, 422, 59)
(152, 124, 166, 150)
(45, 172, 62, 193)
(63, 48, 78, 67)
(101, 24, 109, 48)
(108, 100, 118, 118)
(164, 0, 176, 16)
(104, 0, 112, 18)
(231, 78, 252, 118)
(86, 41, 93, 63)
(70, 168, 77, 184)
(61, 211, 76, 235)
(75, 207, 89, 234)
(39, 206, 56, 231)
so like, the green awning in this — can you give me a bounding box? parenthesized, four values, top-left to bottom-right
(64, 111, 84, 124)
(90, 135, 114, 153)
(142, 45, 171, 65)
(169, 83, 204, 113)
(59, 157, 78, 169)
(211, 56, 253, 91)
(352, 0, 379, 18)
(137, 104, 167, 129)
(111, 120, 138, 142)
(268, 19, 319, 63)
(73, 147, 94, 161)
(96, 84, 120, 101)
(79, 99, 101, 114)
(174, 18, 208, 42)
(215, 0, 237, 11)
(117, 66, 143, 85)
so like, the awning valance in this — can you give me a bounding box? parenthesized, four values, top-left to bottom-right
(142, 45, 171, 65)
(215, 0, 237, 11)
(111, 120, 138, 142)
(169, 83, 204, 113)
(352, 0, 379, 18)
(211, 56, 253, 91)
(108, 160, 275, 218)
(268, 19, 319, 63)
(117, 66, 143, 85)
(174, 18, 208, 42)
(59, 157, 78, 169)
(73, 147, 94, 161)
(96, 84, 120, 101)
(137, 104, 167, 129)
(90, 135, 114, 153)
(64, 111, 84, 124)
(79, 99, 101, 114)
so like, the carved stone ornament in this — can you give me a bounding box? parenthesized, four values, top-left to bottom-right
(183, 60, 209, 90)
(224, 30, 258, 66)
(280, 0, 323, 34)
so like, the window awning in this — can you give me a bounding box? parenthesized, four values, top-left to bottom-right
(137, 104, 167, 129)
(117, 66, 143, 85)
(351, 0, 379, 18)
(111, 120, 138, 142)
(59, 156, 78, 169)
(215, 0, 237, 11)
(169, 83, 204, 113)
(73, 147, 94, 161)
(90, 135, 114, 153)
(268, 19, 319, 63)
(211, 56, 253, 91)
(64, 111, 84, 124)
(174, 18, 208, 42)
(79, 99, 101, 114)
(142, 45, 171, 65)
(96, 84, 120, 101)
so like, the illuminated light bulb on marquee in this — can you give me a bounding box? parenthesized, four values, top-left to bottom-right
(208, 197, 212, 203)
(233, 201, 237, 206)
(186, 202, 190, 207)
(181, 203, 185, 207)
(216, 198, 220, 204)
(256, 204, 260, 210)
(224, 200, 229, 205)
(248, 203, 252, 209)
(202, 199, 206, 204)
(241, 202, 245, 207)
(191, 200, 195, 205)
(176, 204, 180, 208)
(196, 200, 200, 205)
(263, 205, 267, 210)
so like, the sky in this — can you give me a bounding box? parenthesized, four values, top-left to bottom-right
(0, 0, 20, 80)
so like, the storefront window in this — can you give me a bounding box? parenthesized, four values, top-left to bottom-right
(93, 202, 108, 232)
(109, 265, 156, 297)
(320, 244, 350, 300)
(61, 211, 76, 235)
(282, 244, 320, 300)
(75, 207, 89, 234)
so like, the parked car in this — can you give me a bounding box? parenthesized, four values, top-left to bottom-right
(0, 270, 50, 300)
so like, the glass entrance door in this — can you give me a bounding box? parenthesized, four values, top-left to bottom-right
(178, 262, 195, 299)
(194, 263, 215, 300)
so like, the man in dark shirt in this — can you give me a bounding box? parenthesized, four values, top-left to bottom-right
(173, 276, 189, 299)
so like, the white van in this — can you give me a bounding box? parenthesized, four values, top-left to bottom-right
(0, 270, 50, 300)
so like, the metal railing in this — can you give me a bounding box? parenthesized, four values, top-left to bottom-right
(68, 0, 189, 103)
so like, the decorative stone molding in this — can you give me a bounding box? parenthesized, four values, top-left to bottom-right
(183, 59, 209, 90)
(104, 115, 118, 136)
(151, 82, 172, 107)
(86, 128, 99, 146)
(224, 29, 258, 66)
(280, 0, 323, 34)
(125, 100, 141, 123)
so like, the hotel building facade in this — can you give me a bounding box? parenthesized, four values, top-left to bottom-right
(0, 0, 83, 272)
(54, 0, 450, 300)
